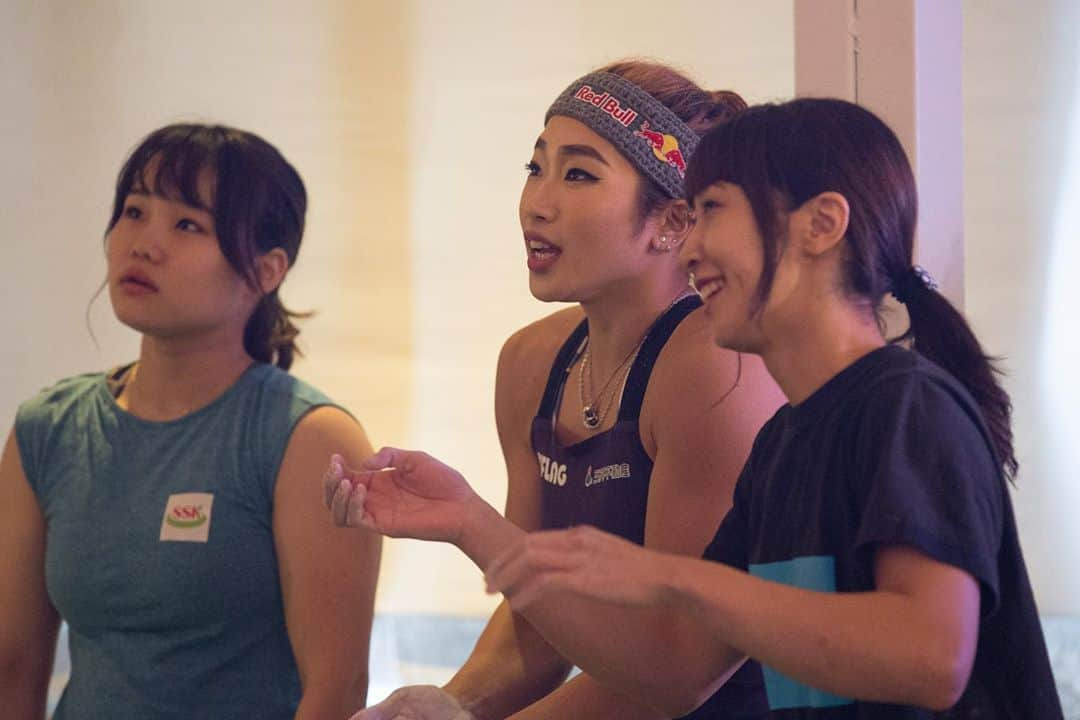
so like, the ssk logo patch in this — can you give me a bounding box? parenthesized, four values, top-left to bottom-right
(160, 493, 214, 542)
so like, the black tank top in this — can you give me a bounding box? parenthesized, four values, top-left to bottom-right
(534, 295, 698, 541)
(531, 295, 768, 719)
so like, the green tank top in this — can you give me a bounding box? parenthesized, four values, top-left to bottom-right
(16, 363, 340, 719)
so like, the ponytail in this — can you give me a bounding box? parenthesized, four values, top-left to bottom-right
(243, 292, 310, 370)
(892, 273, 1017, 482)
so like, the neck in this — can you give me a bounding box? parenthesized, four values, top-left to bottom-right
(120, 331, 257, 421)
(578, 270, 690, 377)
(758, 298, 885, 406)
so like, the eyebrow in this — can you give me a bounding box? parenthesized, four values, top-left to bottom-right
(534, 138, 611, 167)
(124, 188, 214, 214)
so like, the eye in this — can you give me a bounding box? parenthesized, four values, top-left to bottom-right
(525, 161, 541, 177)
(176, 218, 206, 233)
(122, 204, 142, 219)
(564, 167, 597, 182)
(700, 198, 723, 213)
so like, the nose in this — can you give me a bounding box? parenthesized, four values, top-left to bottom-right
(129, 240, 155, 261)
(126, 217, 165, 263)
(519, 174, 557, 225)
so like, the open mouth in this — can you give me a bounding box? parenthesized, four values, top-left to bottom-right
(692, 275, 725, 303)
(525, 233, 562, 270)
(527, 237, 560, 259)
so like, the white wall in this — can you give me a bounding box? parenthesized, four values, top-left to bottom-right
(963, 0, 1080, 614)
(0, 0, 793, 617)
(3, 0, 1076, 617)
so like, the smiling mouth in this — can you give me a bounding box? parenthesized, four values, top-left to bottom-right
(692, 275, 725, 302)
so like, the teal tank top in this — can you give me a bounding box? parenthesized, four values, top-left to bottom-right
(15, 364, 340, 719)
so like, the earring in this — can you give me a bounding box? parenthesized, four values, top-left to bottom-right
(656, 235, 671, 252)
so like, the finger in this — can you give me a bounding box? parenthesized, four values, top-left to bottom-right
(322, 454, 345, 509)
(484, 529, 579, 583)
(345, 481, 370, 528)
(485, 539, 580, 596)
(347, 708, 388, 720)
(360, 446, 407, 471)
(351, 687, 409, 720)
(502, 567, 570, 612)
(330, 477, 353, 527)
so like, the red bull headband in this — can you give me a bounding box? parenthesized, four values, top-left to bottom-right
(545, 71, 700, 199)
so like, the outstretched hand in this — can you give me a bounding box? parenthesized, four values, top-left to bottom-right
(348, 685, 475, 720)
(322, 447, 479, 544)
(483, 525, 676, 613)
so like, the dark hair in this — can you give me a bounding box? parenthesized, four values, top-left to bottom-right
(597, 60, 747, 222)
(107, 124, 308, 370)
(685, 98, 1017, 481)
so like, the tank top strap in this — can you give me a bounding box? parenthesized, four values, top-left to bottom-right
(536, 319, 590, 420)
(618, 294, 702, 422)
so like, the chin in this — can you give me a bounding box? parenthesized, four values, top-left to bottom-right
(528, 276, 573, 304)
(710, 326, 753, 353)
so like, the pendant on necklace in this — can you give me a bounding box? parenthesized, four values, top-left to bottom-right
(582, 405, 601, 430)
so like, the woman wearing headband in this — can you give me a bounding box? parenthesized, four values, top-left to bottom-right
(0, 124, 381, 719)
(471, 100, 1062, 717)
(330, 62, 783, 718)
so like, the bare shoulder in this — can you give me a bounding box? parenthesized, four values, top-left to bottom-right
(282, 406, 374, 472)
(495, 306, 585, 422)
(643, 308, 784, 436)
(498, 306, 585, 376)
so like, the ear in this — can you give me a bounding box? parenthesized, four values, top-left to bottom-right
(649, 199, 694, 253)
(255, 248, 290, 294)
(792, 191, 849, 257)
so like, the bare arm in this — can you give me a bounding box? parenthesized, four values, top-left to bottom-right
(335, 316, 784, 718)
(485, 330, 780, 717)
(275, 408, 381, 719)
(0, 429, 60, 719)
(486, 526, 980, 714)
(671, 543, 979, 709)
(443, 319, 578, 720)
(500, 325, 783, 718)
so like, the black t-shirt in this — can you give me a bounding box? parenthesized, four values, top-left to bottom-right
(704, 346, 1063, 719)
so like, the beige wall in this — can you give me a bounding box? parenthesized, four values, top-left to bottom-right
(2, 0, 1076, 616)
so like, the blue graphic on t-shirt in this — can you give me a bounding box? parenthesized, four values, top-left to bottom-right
(748, 555, 853, 710)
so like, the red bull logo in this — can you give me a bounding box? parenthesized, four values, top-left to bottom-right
(634, 121, 688, 177)
(573, 85, 639, 127)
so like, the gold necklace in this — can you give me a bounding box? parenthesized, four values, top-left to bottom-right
(576, 291, 692, 430)
(577, 337, 641, 430)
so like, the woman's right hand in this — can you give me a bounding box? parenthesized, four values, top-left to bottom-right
(322, 447, 480, 544)
(349, 685, 475, 720)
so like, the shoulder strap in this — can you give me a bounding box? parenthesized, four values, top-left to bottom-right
(618, 295, 702, 421)
(536, 319, 590, 420)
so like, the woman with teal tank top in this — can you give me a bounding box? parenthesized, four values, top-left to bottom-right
(0, 125, 382, 719)
(325, 61, 787, 719)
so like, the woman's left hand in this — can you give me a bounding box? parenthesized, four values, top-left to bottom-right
(483, 525, 674, 612)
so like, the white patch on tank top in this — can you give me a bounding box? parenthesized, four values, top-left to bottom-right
(537, 452, 567, 487)
(159, 493, 215, 543)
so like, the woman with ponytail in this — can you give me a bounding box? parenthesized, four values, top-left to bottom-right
(331, 99, 1062, 718)
(0, 124, 381, 719)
